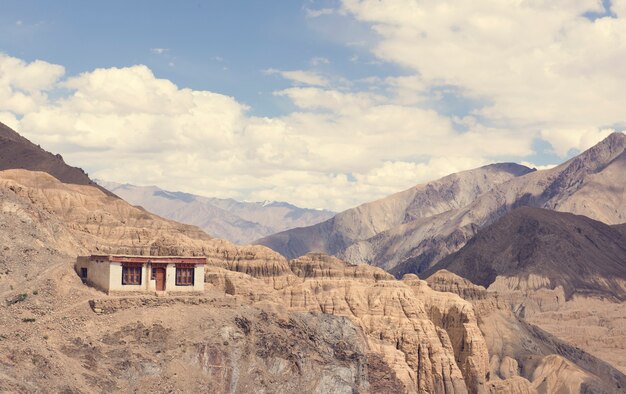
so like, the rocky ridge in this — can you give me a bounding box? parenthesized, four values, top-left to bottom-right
(0, 121, 112, 195)
(256, 163, 532, 262)
(206, 254, 626, 393)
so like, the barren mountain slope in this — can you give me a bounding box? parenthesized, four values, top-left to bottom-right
(1, 170, 625, 392)
(98, 181, 334, 244)
(378, 132, 626, 275)
(0, 172, 487, 393)
(2, 124, 625, 392)
(0, 122, 112, 195)
(428, 207, 626, 300)
(0, 168, 389, 393)
(256, 163, 533, 259)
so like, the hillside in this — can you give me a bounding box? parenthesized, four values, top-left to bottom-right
(0, 122, 112, 195)
(428, 207, 626, 300)
(98, 181, 335, 244)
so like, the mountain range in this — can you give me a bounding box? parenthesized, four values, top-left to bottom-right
(97, 181, 335, 244)
(257, 133, 626, 277)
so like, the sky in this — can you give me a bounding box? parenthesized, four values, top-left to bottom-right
(1, 0, 624, 211)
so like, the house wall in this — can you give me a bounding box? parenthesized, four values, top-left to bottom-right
(108, 262, 149, 292)
(194, 264, 205, 292)
(162, 264, 205, 292)
(148, 264, 157, 291)
(165, 264, 177, 291)
(76, 256, 111, 292)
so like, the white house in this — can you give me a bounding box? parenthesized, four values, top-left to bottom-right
(76, 255, 205, 294)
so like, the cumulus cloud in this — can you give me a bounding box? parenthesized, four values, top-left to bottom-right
(540, 127, 617, 157)
(2, 0, 623, 217)
(0, 54, 64, 114)
(2, 52, 509, 211)
(340, 0, 626, 156)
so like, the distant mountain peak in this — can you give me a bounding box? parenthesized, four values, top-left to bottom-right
(98, 181, 335, 244)
(261, 200, 276, 207)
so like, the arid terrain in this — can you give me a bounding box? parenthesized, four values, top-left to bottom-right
(1, 122, 625, 393)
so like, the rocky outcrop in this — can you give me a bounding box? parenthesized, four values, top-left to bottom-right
(424, 270, 489, 301)
(426, 270, 626, 393)
(213, 253, 492, 393)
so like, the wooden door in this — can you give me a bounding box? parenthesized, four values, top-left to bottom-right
(155, 268, 165, 291)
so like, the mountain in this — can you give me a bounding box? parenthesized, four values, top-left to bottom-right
(0, 121, 112, 196)
(428, 207, 626, 300)
(257, 133, 626, 276)
(98, 181, 335, 244)
(2, 124, 625, 392)
(256, 163, 533, 260)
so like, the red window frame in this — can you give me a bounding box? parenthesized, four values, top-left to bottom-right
(175, 265, 194, 286)
(122, 265, 142, 285)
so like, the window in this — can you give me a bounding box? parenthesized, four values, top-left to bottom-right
(80, 267, 88, 279)
(122, 265, 142, 285)
(175, 266, 194, 286)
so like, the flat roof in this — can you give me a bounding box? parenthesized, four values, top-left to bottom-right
(89, 255, 206, 264)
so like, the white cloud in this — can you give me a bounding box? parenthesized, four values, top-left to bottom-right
(150, 48, 169, 55)
(310, 56, 330, 66)
(3, 52, 513, 211)
(540, 127, 617, 157)
(0, 54, 64, 115)
(339, 0, 626, 155)
(519, 161, 557, 171)
(305, 8, 335, 18)
(3, 3, 622, 216)
(263, 68, 329, 86)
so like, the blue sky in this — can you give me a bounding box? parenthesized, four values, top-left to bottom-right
(0, 1, 624, 210)
(1, 0, 396, 116)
